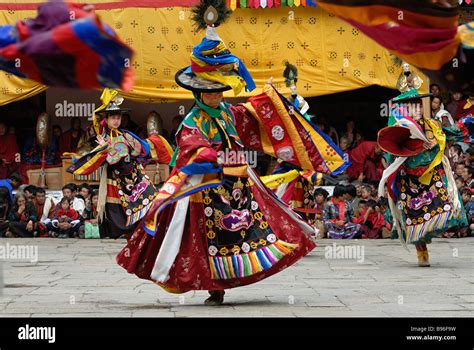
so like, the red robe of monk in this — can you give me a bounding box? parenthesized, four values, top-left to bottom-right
(455, 99, 474, 119)
(0, 133, 20, 179)
(347, 141, 383, 182)
(59, 129, 86, 155)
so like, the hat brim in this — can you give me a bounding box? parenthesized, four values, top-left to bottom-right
(378, 126, 425, 157)
(393, 93, 433, 104)
(175, 67, 233, 93)
(96, 108, 131, 115)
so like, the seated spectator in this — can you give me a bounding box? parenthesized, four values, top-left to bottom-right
(0, 184, 11, 237)
(455, 87, 474, 119)
(430, 83, 441, 97)
(313, 188, 329, 239)
(456, 177, 466, 191)
(460, 188, 474, 237)
(343, 184, 359, 213)
(62, 183, 85, 217)
(449, 144, 465, 168)
(0, 173, 22, 237)
(323, 185, 362, 239)
(51, 198, 81, 238)
(431, 96, 454, 126)
(78, 183, 92, 208)
(465, 147, 474, 166)
(462, 167, 474, 188)
(379, 197, 393, 238)
(455, 163, 466, 178)
(339, 136, 350, 151)
(0, 173, 21, 204)
(338, 136, 351, 161)
(23, 185, 37, 201)
(360, 185, 373, 201)
(59, 117, 86, 155)
(7, 193, 38, 237)
(346, 141, 383, 182)
(353, 132, 365, 148)
(368, 182, 379, 199)
(51, 124, 62, 161)
(0, 121, 20, 179)
(32, 187, 56, 238)
(81, 190, 100, 239)
(447, 90, 464, 120)
(354, 199, 385, 239)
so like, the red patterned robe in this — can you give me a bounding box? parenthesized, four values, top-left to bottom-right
(117, 87, 324, 293)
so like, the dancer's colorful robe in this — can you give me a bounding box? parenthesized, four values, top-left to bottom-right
(68, 130, 172, 238)
(383, 118, 468, 244)
(316, 1, 473, 91)
(262, 163, 325, 226)
(117, 84, 347, 293)
(0, 0, 134, 90)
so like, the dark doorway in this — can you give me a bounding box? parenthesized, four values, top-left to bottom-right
(306, 85, 399, 143)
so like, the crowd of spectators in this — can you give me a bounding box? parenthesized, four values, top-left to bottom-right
(0, 84, 472, 239)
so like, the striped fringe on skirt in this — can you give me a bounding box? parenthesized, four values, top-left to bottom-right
(406, 211, 450, 243)
(209, 240, 298, 280)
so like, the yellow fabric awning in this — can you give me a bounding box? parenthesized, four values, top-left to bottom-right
(0, 4, 427, 105)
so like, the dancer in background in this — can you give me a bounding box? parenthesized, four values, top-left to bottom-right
(378, 81, 468, 266)
(68, 90, 172, 238)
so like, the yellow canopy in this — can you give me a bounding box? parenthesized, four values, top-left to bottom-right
(0, 3, 427, 105)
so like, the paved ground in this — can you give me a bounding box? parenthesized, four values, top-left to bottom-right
(0, 237, 473, 317)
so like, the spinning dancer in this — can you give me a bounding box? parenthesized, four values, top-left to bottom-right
(117, 0, 347, 306)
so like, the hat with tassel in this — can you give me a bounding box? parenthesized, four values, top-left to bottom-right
(175, 0, 256, 96)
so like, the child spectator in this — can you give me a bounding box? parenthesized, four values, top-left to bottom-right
(360, 185, 373, 201)
(61, 183, 85, 217)
(323, 185, 362, 239)
(80, 190, 100, 239)
(51, 197, 81, 238)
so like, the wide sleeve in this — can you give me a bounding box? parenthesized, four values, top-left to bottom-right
(443, 124, 465, 143)
(230, 84, 349, 176)
(123, 130, 172, 164)
(146, 134, 173, 165)
(66, 145, 109, 176)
